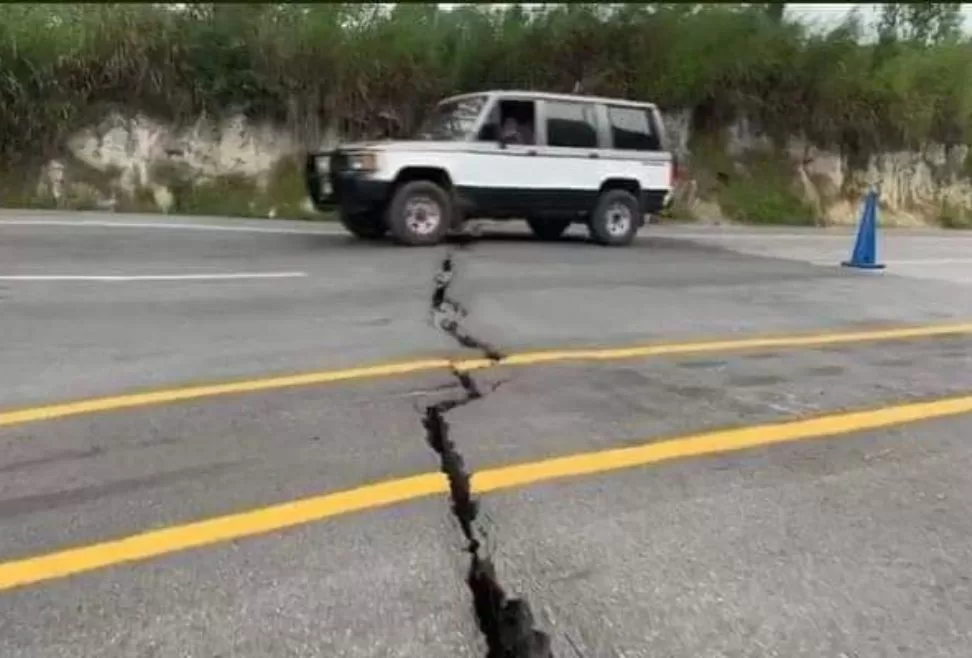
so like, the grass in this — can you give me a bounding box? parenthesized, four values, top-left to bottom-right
(940, 200, 972, 229)
(144, 156, 323, 219)
(719, 155, 816, 226)
(683, 133, 816, 226)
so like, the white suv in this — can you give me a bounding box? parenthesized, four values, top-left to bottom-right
(306, 90, 675, 246)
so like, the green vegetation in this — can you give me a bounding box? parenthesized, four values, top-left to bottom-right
(1, 3, 970, 224)
(146, 157, 318, 218)
(719, 155, 816, 226)
(681, 132, 816, 225)
(939, 199, 972, 228)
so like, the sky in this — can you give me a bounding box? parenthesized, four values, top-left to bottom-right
(436, 3, 972, 35)
(789, 3, 972, 32)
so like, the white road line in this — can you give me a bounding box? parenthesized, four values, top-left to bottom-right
(885, 258, 972, 265)
(0, 219, 341, 235)
(655, 232, 852, 240)
(656, 231, 972, 241)
(807, 258, 972, 268)
(0, 272, 307, 282)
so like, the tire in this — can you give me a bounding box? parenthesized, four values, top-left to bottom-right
(588, 189, 640, 246)
(339, 210, 387, 240)
(385, 180, 452, 246)
(526, 217, 571, 241)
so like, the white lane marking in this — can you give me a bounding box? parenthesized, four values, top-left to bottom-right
(883, 258, 972, 265)
(806, 257, 972, 267)
(656, 232, 851, 240)
(0, 272, 307, 282)
(656, 231, 972, 242)
(0, 219, 341, 235)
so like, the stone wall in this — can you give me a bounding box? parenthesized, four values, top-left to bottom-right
(24, 109, 972, 227)
(664, 112, 972, 227)
(33, 112, 315, 218)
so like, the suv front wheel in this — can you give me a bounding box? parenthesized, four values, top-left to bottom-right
(588, 189, 640, 246)
(386, 181, 452, 246)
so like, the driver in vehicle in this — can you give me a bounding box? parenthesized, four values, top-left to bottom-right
(501, 116, 526, 144)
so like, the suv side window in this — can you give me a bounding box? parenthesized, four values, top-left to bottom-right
(606, 105, 661, 151)
(478, 99, 537, 145)
(544, 101, 599, 149)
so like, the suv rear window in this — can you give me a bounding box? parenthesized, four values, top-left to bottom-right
(606, 105, 661, 151)
(545, 101, 599, 149)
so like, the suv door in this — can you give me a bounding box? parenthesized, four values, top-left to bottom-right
(463, 96, 541, 218)
(534, 99, 604, 212)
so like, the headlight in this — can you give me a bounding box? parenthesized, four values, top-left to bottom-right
(347, 151, 379, 172)
(315, 156, 330, 175)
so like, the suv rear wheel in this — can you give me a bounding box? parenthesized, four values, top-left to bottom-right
(339, 210, 387, 240)
(588, 189, 640, 246)
(386, 180, 452, 246)
(526, 217, 572, 241)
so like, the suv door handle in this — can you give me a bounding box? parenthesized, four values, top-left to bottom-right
(588, 152, 599, 159)
(526, 149, 537, 156)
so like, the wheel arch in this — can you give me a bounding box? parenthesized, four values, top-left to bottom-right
(598, 177, 642, 202)
(392, 166, 454, 191)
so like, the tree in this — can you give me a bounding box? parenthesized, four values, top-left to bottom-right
(877, 3, 962, 45)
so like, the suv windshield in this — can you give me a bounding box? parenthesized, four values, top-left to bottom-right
(413, 95, 487, 141)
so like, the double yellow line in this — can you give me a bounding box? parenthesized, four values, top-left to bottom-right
(1, 320, 971, 593)
(4, 321, 972, 429)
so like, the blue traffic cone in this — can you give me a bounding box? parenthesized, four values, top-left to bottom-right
(841, 189, 885, 270)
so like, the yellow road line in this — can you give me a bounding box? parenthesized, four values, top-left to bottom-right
(0, 359, 453, 428)
(2, 392, 972, 592)
(2, 322, 972, 429)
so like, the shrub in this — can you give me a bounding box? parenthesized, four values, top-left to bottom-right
(718, 154, 817, 226)
(3, 3, 972, 168)
(940, 199, 972, 228)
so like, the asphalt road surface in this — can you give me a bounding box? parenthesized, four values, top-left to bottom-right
(2, 211, 972, 657)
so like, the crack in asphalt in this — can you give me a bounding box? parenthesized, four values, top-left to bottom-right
(425, 244, 554, 658)
(431, 248, 504, 362)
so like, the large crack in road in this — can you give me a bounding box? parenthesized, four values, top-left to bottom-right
(426, 244, 554, 658)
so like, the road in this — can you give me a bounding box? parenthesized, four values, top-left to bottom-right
(1, 211, 972, 657)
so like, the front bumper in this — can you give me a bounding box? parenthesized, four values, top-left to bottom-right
(305, 152, 390, 215)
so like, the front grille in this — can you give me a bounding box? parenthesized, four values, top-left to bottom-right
(329, 151, 347, 203)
